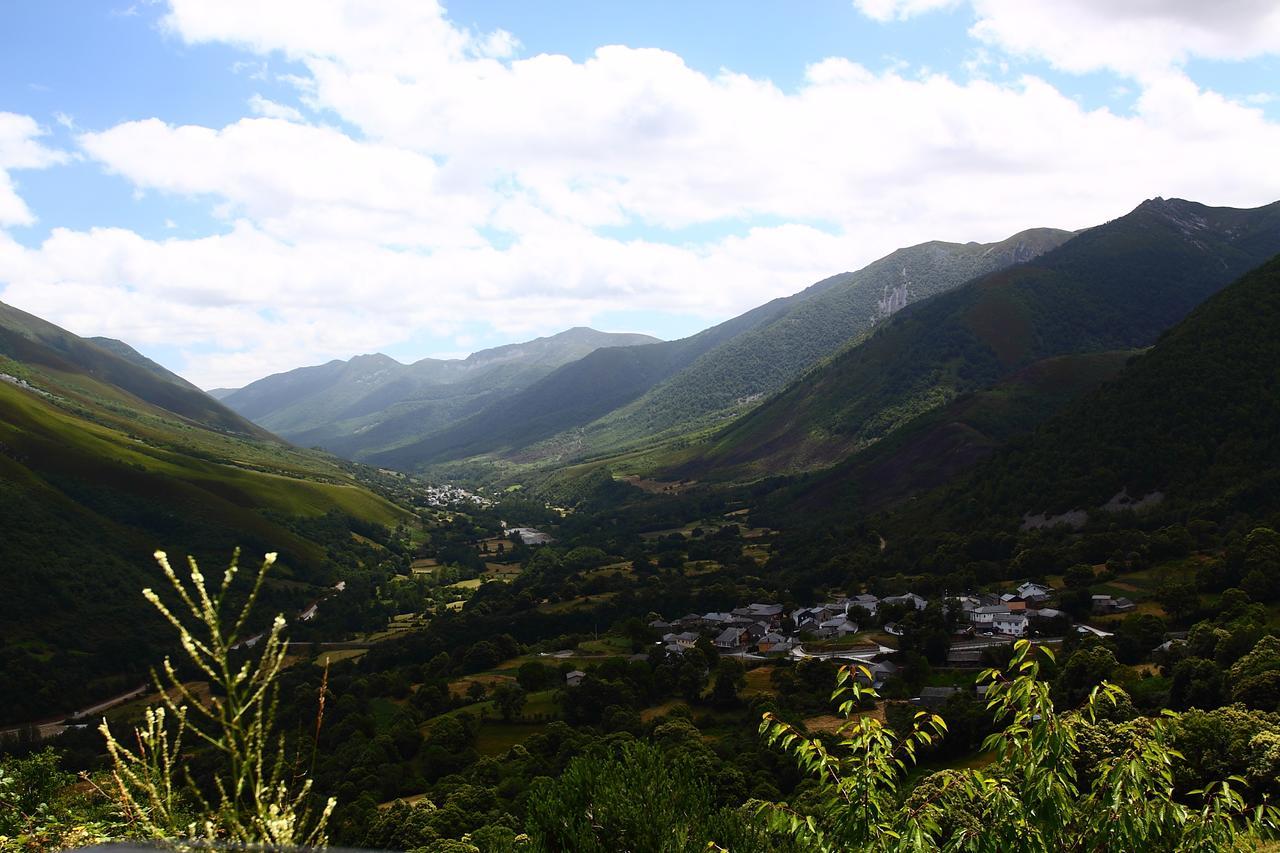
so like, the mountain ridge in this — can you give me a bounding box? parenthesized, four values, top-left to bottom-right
(668, 198, 1280, 482)
(371, 226, 1072, 471)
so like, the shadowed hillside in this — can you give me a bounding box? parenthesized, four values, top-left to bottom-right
(673, 198, 1280, 482)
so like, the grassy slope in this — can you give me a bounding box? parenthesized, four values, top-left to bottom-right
(0, 300, 273, 441)
(671, 198, 1280, 482)
(0, 314, 410, 725)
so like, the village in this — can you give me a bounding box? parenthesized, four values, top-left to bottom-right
(644, 582, 1138, 684)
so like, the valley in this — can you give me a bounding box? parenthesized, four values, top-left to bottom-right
(5, 198, 1280, 852)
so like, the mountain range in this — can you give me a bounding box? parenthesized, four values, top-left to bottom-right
(221, 327, 658, 457)
(223, 226, 1073, 473)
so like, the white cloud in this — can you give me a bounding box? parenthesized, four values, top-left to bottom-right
(78, 117, 490, 246)
(1, 2, 1279, 388)
(855, 0, 1280, 78)
(853, 0, 959, 23)
(247, 94, 304, 122)
(0, 113, 68, 227)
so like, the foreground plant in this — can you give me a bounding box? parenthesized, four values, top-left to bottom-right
(760, 640, 1278, 852)
(100, 549, 334, 846)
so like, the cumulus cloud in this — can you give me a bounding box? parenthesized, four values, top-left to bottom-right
(855, 0, 1280, 77)
(0, 113, 68, 226)
(79, 117, 491, 246)
(1, 1, 1279, 387)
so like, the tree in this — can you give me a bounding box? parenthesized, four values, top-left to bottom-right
(524, 740, 775, 852)
(1053, 643, 1118, 708)
(1170, 657, 1226, 711)
(759, 641, 1279, 851)
(1115, 613, 1167, 664)
(710, 658, 746, 709)
(516, 661, 556, 692)
(1228, 635, 1280, 710)
(1064, 563, 1095, 588)
(492, 684, 527, 722)
(1159, 581, 1201, 624)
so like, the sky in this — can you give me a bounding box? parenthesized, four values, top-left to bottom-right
(1, 1, 1278, 389)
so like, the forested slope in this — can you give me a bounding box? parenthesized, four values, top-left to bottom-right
(676, 198, 1280, 481)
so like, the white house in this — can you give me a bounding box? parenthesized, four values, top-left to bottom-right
(992, 611, 1029, 637)
(1017, 582, 1054, 600)
(969, 604, 1010, 626)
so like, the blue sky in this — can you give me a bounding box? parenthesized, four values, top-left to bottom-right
(0, 0, 1278, 387)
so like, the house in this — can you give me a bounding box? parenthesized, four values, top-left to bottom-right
(662, 631, 700, 649)
(992, 611, 1029, 637)
(969, 604, 1010, 626)
(1028, 608, 1069, 631)
(851, 594, 880, 615)
(565, 670, 586, 687)
(883, 622, 904, 637)
(648, 619, 672, 630)
(791, 606, 825, 629)
(758, 633, 796, 655)
(702, 611, 734, 626)
(1091, 594, 1136, 614)
(508, 527, 553, 545)
(881, 592, 927, 611)
(714, 626, 750, 650)
(1017, 581, 1054, 603)
(1077, 624, 1116, 639)
(819, 615, 859, 637)
(851, 659, 900, 689)
(745, 603, 784, 622)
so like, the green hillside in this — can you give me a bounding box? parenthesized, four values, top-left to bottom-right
(0, 309, 410, 725)
(548, 227, 1072, 462)
(0, 301, 273, 440)
(675, 198, 1280, 482)
(376, 228, 1070, 473)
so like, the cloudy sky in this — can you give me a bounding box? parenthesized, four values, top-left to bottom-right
(1, 1, 1278, 389)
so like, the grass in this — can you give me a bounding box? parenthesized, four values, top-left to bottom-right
(447, 674, 517, 698)
(369, 697, 405, 729)
(741, 666, 778, 697)
(475, 722, 548, 756)
(577, 636, 632, 655)
(314, 649, 367, 666)
(537, 591, 620, 614)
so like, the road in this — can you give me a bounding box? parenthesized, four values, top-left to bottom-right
(2, 580, 350, 744)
